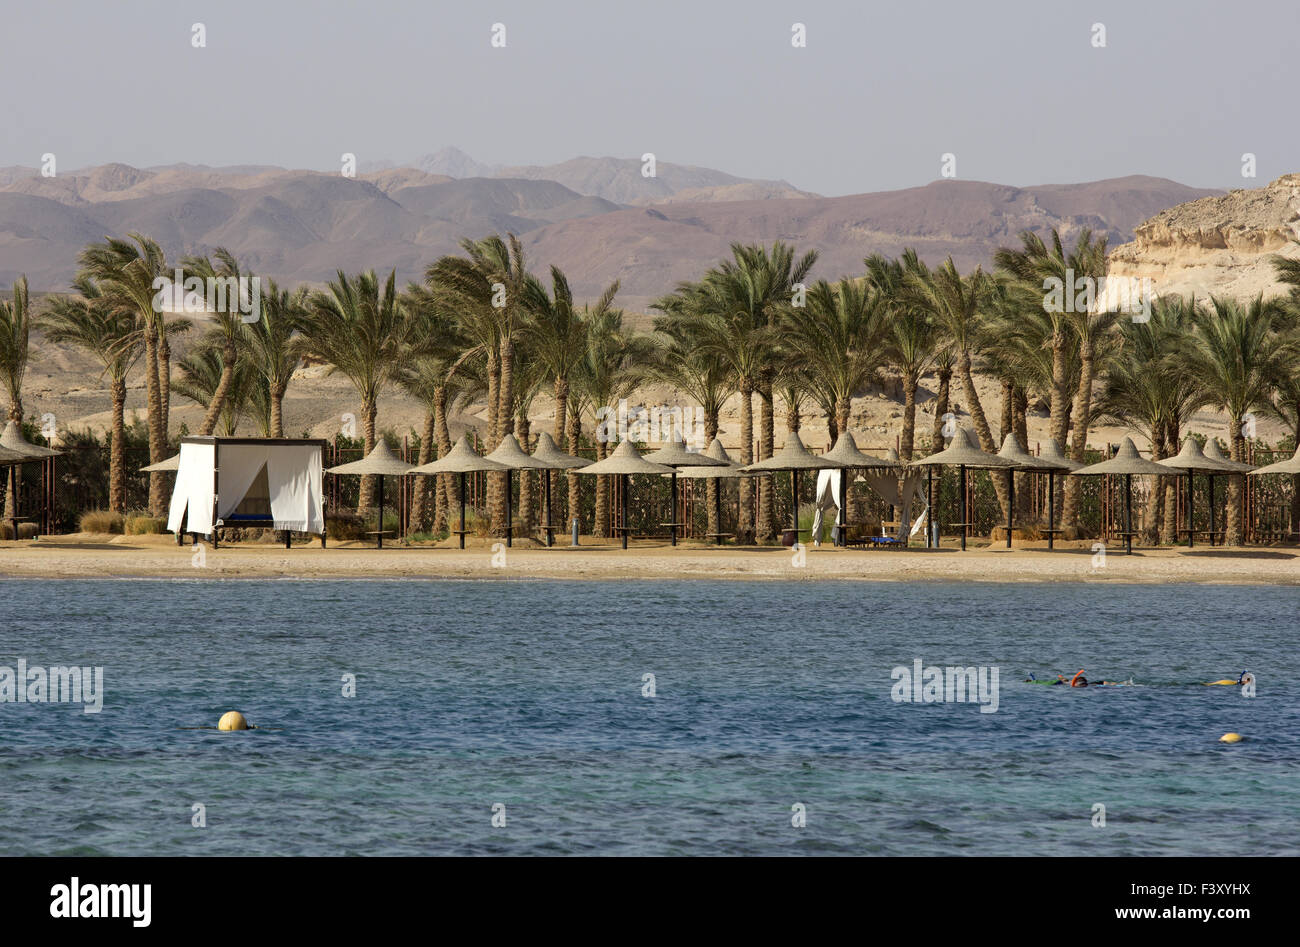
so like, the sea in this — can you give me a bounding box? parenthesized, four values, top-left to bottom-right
(0, 578, 1295, 855)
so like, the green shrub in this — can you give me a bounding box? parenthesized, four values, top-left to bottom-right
(1, 522, 40, 540)
(124, 512, 169, 535)
(80, 510, 124, 534)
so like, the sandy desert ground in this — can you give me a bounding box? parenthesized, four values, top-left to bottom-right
(1, 533, 1297, 585)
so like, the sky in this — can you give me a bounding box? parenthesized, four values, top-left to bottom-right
(3, 0, 1297, 195)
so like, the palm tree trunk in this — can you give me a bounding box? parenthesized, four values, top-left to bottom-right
(158, 325, 172, 437)
(738, 381, 754, 544)
(1227, 418, 1244, 545)
(931, 367, 951, 453)
(409, 410, 436, 532)
(901, 374, 918, 462)
(358, 399, 377, 515)
(2, 401, 20, 523)
(485, 349, 501, 529)
(594, 438, 609, 538)
(757, 381, 775, 543)
(1049, 325, 1069, 449)
(958, 349, 1010, 517)
(110, 378, 127, 514)
(143, 320, 167, 516)
(435, 387, 453, 532)
(1145, 425, 1167, 544)
(999, 379, 1014, 446)
(1013, 385, 1031, 523)
(270, 383, 286, 438)
(517, 414, 534, 536)
(197, 338, 237, 436)
(1161, 419, 1179, 544)
(567, 410, 582, 535)
(1062, 334, 1097, 531)
(705, 413, 720, 538)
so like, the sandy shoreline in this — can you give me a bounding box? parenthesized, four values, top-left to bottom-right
(0, 534, 1297, 585)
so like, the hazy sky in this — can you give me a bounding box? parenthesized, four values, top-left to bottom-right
(4, 0, 1296, 195)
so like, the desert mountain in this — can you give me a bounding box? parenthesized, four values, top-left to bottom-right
(1107, 173, 1300, 301)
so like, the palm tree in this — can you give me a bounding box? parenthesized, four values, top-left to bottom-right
(180, 248, 253, 435)
(242, 279, 305, 438)
(40, 277, 144, 512)
(867, 251, 938, 461)
(1185, 295, 1291, 544)
(173, 345, 268, 437)
(1, 276, 33, 525)
(299, 270, 410, 514)
(77, 234, 182, 515)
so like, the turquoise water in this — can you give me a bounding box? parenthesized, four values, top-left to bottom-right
(0, 578, 1295, 856)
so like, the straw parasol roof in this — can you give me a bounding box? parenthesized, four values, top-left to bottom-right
(643, 430, 727, 468)
(908, 427, 1016, 469)
(0, 444, 28, 465)
(486, 433, 556, 470)
(1036, 439, 1082, 472)
(1, 420, 60, 459)
(997, 433, 1058, 471)
(1158, 437, 1239, 473)
(741, 431, 841, 472)
(1070, 437, 1170, 476)
(140, 453, 181, 473)
(675, 438, 747, 479)
(1247, 443, 1300, 476)
(577, 439, 674, 476)
(822, 431, 898, 469)
(1202, 439, 1256, 473)
(326, 439, 414, 476)
(410, 434, 508, 474)
(531, 432, 591, 469)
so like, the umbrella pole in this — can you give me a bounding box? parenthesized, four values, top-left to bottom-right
(670, 471, 678, 547)
(792, 469, 799, 539)
(505, 471, 513, 548)
(715, 479, 723, 545)
(1209, 475, 1216, 546)
(959, 464, 967, 551)
(8, 465, 16, 542)
(1047, 471, 1055, 551)
(459, 472, 466, 550)
(545, 471, 554, 547)
(1187, 471, 1195, 548)
(927, 465, 934, 548)
(621, 474, 629, 550)
(378, 476, 384, 549)
(1006, 469, 1014, 549)
(1125, 473, 1133, 555)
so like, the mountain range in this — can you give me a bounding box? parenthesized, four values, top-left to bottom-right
(0, 149, 1221, 311)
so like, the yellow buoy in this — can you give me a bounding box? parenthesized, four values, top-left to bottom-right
(217, 710, 249, 731)
(1219, 732, 1243, 743)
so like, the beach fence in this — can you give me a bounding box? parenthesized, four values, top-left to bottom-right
(19, 432, 1300, 547)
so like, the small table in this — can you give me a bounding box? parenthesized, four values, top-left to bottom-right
(1040, 527, 1064, 551)
(365, 529, 396, 549)
(658, 522, 684, 546)
(1112, 530, 1141, 554)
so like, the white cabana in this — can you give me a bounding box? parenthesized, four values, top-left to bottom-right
(811, 463, 924, 545)
(167, 437, 328, 547)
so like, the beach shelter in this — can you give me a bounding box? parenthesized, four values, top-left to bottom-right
(1200, 440, 1256, 545)
(673, 437, 750, 545)
(1070, 437, 1169, 554)
(326, 440, 414, 548)
(1247, 444, 1300, 543)
(167, 436, 327, 548)
(741, 431, 841, 546)
(484, 434, 556, 548)
(140, 453, 181, 473)
(576, 440, 673, 549)
(811, 432, 901, 546)
(410, 435, 508, 549)
(531, 432, 591, 547)
(994, 434, 1061, 549)
(908, 428, 1016, 550)
(644, 430, 726, 546)
(1035, 439, 1082, 550)
(1157, 437, 1238, 547)
(0, 420, 61, 540)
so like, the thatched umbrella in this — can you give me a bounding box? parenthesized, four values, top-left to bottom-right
(741, 431, 841, 545)
(1020, 439, 1080, 551)
(1200, 440, 1256, 545)
(644, 431, 726, 546)
(674, 438, 753, 545)
(410, 434, 508, 549)
(822, 432, 897, 546)
(1, 420, 62, 540)
(1158, 437, 1238, 547)
(531, 432, 590, 547)
(140, 453, 180, 473)
(326, 440, 414, 548)
(1247, 444, 1300, 544)
(576, 440, 673, 549)
(993, 434, 1061, 549)
(484, 434, 556, 548)
(908, 428, 1016, 550)
(1070, 437, 1170, 554)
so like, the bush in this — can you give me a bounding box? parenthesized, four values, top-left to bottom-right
(326, 512, 366, 541)
(80, 510, 125, 534)
(124, 512, 169, 535)
(1, 522, 39, 540)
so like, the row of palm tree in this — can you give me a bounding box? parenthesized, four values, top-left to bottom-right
(6, 228, 1300, 546)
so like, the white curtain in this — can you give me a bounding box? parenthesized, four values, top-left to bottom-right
(267, 445, 324, 533)
(811, 469, 842, 544)
(214, 444, 271, 523)
(167, 442, 216, 534)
